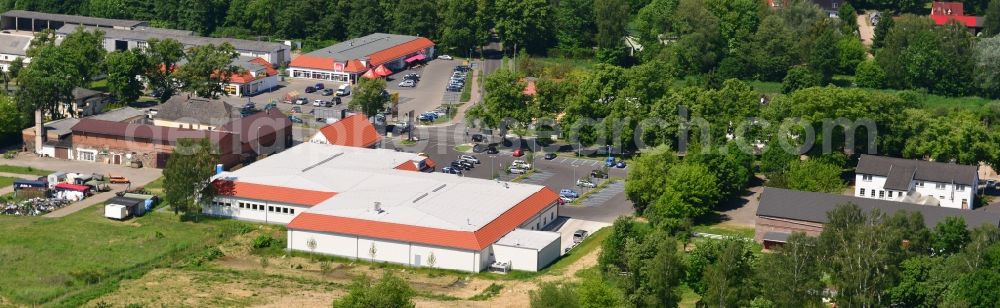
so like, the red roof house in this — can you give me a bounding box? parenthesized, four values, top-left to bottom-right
(929, 2, 984, 30)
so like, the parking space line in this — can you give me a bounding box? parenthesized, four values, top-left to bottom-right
(558, 158, 567, 163)
(589, 160, 599, 167)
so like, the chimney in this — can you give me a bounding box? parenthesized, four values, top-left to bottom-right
(373, 202, 382, 213)
(34, 110, 43, 154)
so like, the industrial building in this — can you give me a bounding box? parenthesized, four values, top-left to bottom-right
(287, 33, 434, 83)
(205, 143, 562, 272)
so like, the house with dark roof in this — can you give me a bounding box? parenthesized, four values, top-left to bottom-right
(0, 33, 31, 72)
(854, 155, 979, 209)
(152, 95, 238, 130)
(929, 2, 984, 33)
(287, 33, 435, 84)
(755, 188, 1000, 249)
(1, 10, 146, 31)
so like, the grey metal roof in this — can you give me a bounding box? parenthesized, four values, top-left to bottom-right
(57, 24, 286, 53)
(131, 26, 194, 36)
(155, 95, 237, 127)
(1, 10, 145, 28)
(762, 231, 790, 243)
(857, 155, 978, 186)
(883, 165, 915, 191)
(232, 56, 264, 72)
(757, 187, 1000, 229)
(0, 34, 30, 56)
(306, 33, 421, 60)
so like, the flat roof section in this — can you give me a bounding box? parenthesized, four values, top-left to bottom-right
(495, 229, 561, 250)
(56, 24, 286, 53)
(307, 33, 419, 61)
(0, 34, 31, 56)
(2, 10, 145, 28)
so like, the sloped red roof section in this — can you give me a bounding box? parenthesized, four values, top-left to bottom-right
(317, 114, 380, 148)
(344, 59, 367, 73)
(286, 188, 559, 250)
(213, 180, 336, 207)
(368, 37, 434, 66)
(290, 54, 337, 71)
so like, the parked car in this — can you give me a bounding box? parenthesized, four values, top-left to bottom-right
(313, 99, 329, 107)
(457, 160, 475, 169)
(295, 97, 308, 105)
(242, 102, 256, 110)
(441, 166, 462, 175)
(305, 86, 316, 93)
(333, 97, 343, 105)
(559, 189, 579, 198)
(471, 134, 485, 143)
(616, 160, 627, 168)
(454, 65, 471, 72)
(314, 83, 325, 90)
(512, 149, 525, 157)
(486, 146, 499, 154)
(451, 161, 472, 170)
(459, 155, 480, 164)
(288, 115, 304, 123)
(404, 73, 420, 80)
(316, 117, 327, 123)
(399, 79, 416, 87)
(576, 179, 597, 188)
(291, 106, 302, 113)
(447, 85, 463, 92)
(591, 169, 608, 179)
(512, 160, 531, 169)
(335, 84, 351, 96)
(605, 157, 616, 167)
(509, 167, 527, 174)
(438, 54, 453, 60)
(321, 88, 335, 96)
(573, 230, 589, 243)
(544, 153, 557, 160)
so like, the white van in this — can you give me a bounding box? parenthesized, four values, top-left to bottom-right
(335, 84, 351, 96)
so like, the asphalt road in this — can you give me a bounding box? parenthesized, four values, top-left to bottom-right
(388, 124, 633, 223)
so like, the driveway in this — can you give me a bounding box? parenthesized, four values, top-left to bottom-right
(858, 13, 875, 47)
(545, 217, 610, 255)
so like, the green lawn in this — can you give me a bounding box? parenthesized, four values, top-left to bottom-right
(691, 224, 754, 238)
(88, 80, 108, 92)
(0, 176, 16, 188)
(0, 165, 52, 176)
(0, 205, 233, 305)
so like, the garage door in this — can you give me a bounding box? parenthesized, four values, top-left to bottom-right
(54, 147, 69, 159)
(113, 155, 121, 165)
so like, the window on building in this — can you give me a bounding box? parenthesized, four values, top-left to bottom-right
(962, 199, 968, 209)
(239, 202, 245, 209)
(888, 191, 893, 198)
(917, 181, 925, 187)
(871, 190, 876, 197)
(939, 196, 945, 199)
(79, 151, 96, 161)
(862, 174, 873, 182)
(282, 208, 288, 214)
(859, 188, 866, 196)
(879, 191, 885, 198)
(290, 209, 295, 214)
(936, 183, 946, 190)
(268, 206, 274, 212)
(956, 185, 965, 191)
(551, 212, 555, 219)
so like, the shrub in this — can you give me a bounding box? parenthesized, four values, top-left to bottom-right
(69, 269, 103, 285)
(252, 234, 275, 249)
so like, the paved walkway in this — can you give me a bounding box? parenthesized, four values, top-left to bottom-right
(858, 13, 875, 47)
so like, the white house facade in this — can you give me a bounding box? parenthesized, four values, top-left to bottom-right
(854, 155, 979, 209)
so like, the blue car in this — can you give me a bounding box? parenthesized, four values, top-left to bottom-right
(559, 189, 579, 199)
(605, 157, 616, 167)
(314, 83, 325, 90)
(616, 160, 627, 168)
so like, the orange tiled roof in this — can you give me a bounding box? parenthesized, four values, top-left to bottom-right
(213, 180, 337, 207)
(317, 114, 380, 148)
(368, 37, 435, 66)
(344, 59, 367, 73)
(286, 188, 559, 250)
(290, 54, 337, 71)
(394, 157, 436, 172)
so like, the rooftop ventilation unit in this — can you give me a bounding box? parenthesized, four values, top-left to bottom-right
(373, 202, 383, 213)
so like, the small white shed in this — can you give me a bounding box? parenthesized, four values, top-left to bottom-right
(491, 229, 561, 272)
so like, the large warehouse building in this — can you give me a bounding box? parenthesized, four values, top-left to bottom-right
(205, 143, 562, 272)
(287, 33, 434, 84)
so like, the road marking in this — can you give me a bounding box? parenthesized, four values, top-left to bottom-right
(558, 157, 567, 163)
(590, 160, 599, 167)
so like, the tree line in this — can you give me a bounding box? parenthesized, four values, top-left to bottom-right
(531, 212, 1000, 307)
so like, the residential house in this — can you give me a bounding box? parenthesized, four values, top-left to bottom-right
(0, 33, 31, 72)
(929, 2, 984, 34)
(755, 187, 1000, 249)
(56, 87, 110, 118)
(152, 95, 238, 131)
(854, 155, 979, 209)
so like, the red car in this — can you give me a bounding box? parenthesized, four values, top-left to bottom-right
(512, 149, 524, 157)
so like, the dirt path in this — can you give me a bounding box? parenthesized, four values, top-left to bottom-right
(858, 13, 875, 47)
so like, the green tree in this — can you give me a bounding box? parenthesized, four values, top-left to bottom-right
(625, 145, 679, 213)
(887, 255, 951, 308)
(8, 57, 24, 82)
(701, 240, 756, 307)
(593, 0, 630, 49)
(553, 0, 596, 50)
(392, 0, 437, 37)
(143, 38, 186, 103)
(633, 0, 679, 56)
(578, 271, 626, 308)
(899, 109, 1000, 170)
(332, 272, 415, 308)
(820, 204, 905, 307)
(705, 0, 763, 51)
(529, 282, 579, 308)
(975, 35, 1000, 98)
(781, 66, 820, 94)
(637, 234, 686, 307)
(660, 162, 721, 219)
(836, 37, 866, 75)
(495, 0, 555, 54)
(58, 27, 107, 87)
(599, 216, 639, 272)
(104, 50, 148, 103)
(809, 27, 838, 84)
(438, 0, 477, 53)
(666, 0, 725, 75)
(16, 45, 78, 119)
(932, 217, 971, 255)
(871, 13, 894, 49)
(854, 60, 886, 88)
(838, 2, 859, 35)
(465, 69, 532, 138)
(944, 269, 1000, 307)
(163, 138, 219, 216)
(756, 233, 823, 307)
(782, 159, 845, 193)
(0, 94, 28, 134)
(984, 0, 1000, 36)
(349, 78, 389, 121)
(176, 43, 239, 99)
(750, 15, 795, 81)
(347, 0, 386, 37)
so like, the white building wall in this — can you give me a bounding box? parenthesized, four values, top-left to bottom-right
(491, 244, 539, 271)
(536, 236, 561, 269)
(203, 196, 306, 224)
(520, 203, 558, 231)
(855, 173, 978, 209)
(286, 229, 485, 272)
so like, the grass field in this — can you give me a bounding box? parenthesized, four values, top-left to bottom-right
(0, 165, 52, 176)
(0, 176, 16, 188)
(0, 204, 237, 305)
